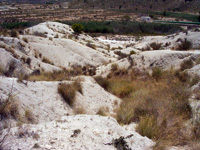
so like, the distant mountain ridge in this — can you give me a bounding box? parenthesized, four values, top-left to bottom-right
(70, 0, 200, 12)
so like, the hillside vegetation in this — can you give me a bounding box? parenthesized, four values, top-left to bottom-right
(70, 0, 200, 12)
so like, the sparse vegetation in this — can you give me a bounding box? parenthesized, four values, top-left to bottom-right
(27, 70, 70, 81)
(95, 68, 194, 148)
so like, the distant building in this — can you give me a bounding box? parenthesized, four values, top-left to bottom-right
(141, 16, 152, 22)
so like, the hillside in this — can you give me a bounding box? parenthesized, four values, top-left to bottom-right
(70, 0, 200, 12)
(0, 22, 200, 150)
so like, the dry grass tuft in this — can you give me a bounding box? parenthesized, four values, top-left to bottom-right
(42, 57, 54, 65)
(86, 42, 96, 49)
(96, 106, 109, 116)
(58, 80, 82, 107)
(25, 109, 35, 123)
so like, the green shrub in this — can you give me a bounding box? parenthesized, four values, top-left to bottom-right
(72, 24, 84, 34)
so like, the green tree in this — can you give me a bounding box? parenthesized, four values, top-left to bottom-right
(72, 24, 84, 34)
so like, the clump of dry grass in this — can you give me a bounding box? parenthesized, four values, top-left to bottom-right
(74, 107, 86, 114)
(0, 95, 20, 121)
(150, 42, 162, 50)
(96, 106, 109, 116)
(136, 115, 159, 139)
(58, 80, 82, 107)
(25, 109, 35, 123)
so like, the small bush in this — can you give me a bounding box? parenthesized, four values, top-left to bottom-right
(10, 30, 19, 37)
(96, 106, 108, 116)
(4, 61, 16, 77)
(74, 107, 86, 114)
(150, 42, 162, 50)
(72, 24, 84, 34)
(180, 59, 194, 71)
(42, 57, 54, 65)
(111, 64, 118, 72)
(0, 96, 20, 120)
(176, 39, 192, 50)
(86, 42, 96, 49)
(130, 50, 136, 55)
(26, 57, 31, 66)
(94, 76, 110, 90)
(152, 67, 163, 80)
(58, 80, 82, 107)
(22, 37, 28, 43)
(189, 75, 200, 87)
(25, 109, 35, 123)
